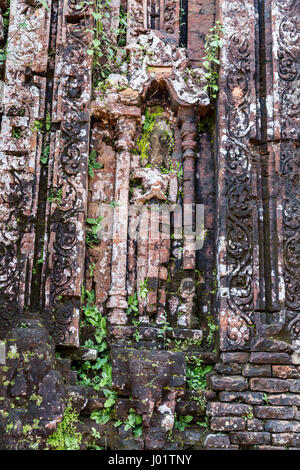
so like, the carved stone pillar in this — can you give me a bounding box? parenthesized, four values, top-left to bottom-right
(45, 4, 93, 346)
(178, 106, 198, 270)
(216, 0, 258, 351)
(0, 0, 51, 336)
(107, 116, 137, 325)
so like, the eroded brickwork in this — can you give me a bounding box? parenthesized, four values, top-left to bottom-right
(0, 0, 299, 451)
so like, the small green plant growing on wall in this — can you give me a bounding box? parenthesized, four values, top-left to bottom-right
(33, 113, 52, 165)
(47, 401, 82, 450)
(91, 409, 111, 425)
(186, 356, 213, 391)
(112, 409, 143, 438)
(123, 409, 143, 437)
(89, 262, 96, 278)
(32, 119, 44, 133)
(157, 320, 173, 345)
(126, 279, 149, 318)
(88, 428, 103, 450)
(263, 393, 269, 405)
(88, 150, 103, 178)
(75, 288, 117, 427)
(174, 414, 193, 431)
(0, 6, 10, 70)
(126, 293, 139, 316)
(201, 21, 224, 99)
(38, 0, 50, 12)
(243, 409, 254, 420)
(207, 320, 218, 346)
(136, 106, 164, 161)
(0, 48, 9, 67)
(91, 389, 117, 425)
(48, 187, 63, 207)
(75, 288, 112, 393)
(40, 144, 50, 165)
(74, 286, 120, 426)
(138, 279, 149, 299)
(76, 0, 128, 83)
(197, 416, 209, 429)
(86, 216, 103, 235)
(86, 215, 103, 247)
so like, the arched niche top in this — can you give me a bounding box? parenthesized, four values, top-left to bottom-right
(92, 31, 210, 121)
(127, 31, 210, 108)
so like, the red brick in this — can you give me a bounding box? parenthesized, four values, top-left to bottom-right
(221, 352, 250, 364)
(211, 417, 246, 432)
(251, 338, 293, 353)
(265, 420, 300, 433)
(288, 380, 300, 393)
(272, 433, 300, 447)
(250, 352, 291, 364)
(204, 434, 232, 449)
(230, 432, 271, 446)
(246, 419, 264, 432)
(207, 375, 248, 392)
(243, 364, 271, 377)
(207, 402, 253, 417)
(214, 363, 242, 375)
(268, 394, 300, 406)
(272, 365, 300, 379)
(254, 406, 295, 420)
(250, 378, 290, 393)
(219, 391, 264, 404)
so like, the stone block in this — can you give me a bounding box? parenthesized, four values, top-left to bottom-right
(221, 352, 250, 363)
(254, 406, 295, 420)
(230, 432, 271, 446)
(272, 366, 300, 379)
(242, 364, 271, 377)
(250, 378, 290, 393)
(219, 391, 265, 404)
(264, 420, 300, 433)
(204, 434, 232, 449)
(250, 352, 291, 364)
(207, 402, 253, 417)
(211, 417, 246, 432)
(207, 375, 248, 392)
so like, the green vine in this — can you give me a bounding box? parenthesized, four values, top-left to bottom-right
(86, 215, 104, 247)
(114, 409, 143, 438)
(47, 401, 82, 450)
(77, 0, 128, 84)
(75, 288, 112, 393)
(88, 150, 103, 178)
(186, 356, 213, 391)
(202, 21, 224, 99)
(174, 414, 193, 431)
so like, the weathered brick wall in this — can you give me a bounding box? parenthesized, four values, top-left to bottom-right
(0, 0, 299, 451)
(205, 0, 300, 450)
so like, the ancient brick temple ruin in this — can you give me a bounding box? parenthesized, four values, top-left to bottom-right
(0, 0, 299, 451)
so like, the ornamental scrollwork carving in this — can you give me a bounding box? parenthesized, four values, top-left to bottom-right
(47, 8, 92, 345)
(281, 143, 300, 341)
(220, 12, 254, 349)
(277, 0, 300, 140)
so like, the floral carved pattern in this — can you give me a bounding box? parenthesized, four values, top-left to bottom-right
(281, 144, 300, 342)
(45, 8, 93, 346)
(0, 0, 50, 335)
(225, 31, 253, 348)
(277, 0, 300, 140)
(218, 0, 255, 350)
